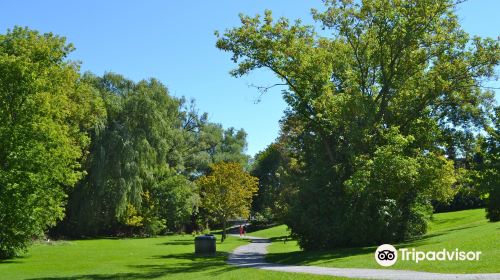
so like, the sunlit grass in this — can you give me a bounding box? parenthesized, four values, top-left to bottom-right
(254, 209, 499, 273)
(0, 233, 349, 280)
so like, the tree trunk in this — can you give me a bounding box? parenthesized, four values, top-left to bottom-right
(222, 219, 227, 242)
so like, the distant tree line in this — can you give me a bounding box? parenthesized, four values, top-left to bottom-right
(0, 27, 252, 258)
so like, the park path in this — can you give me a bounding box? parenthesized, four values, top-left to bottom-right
(227, 235, 500, 280)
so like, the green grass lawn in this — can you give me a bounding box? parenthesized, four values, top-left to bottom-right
(2, 209, 496, 279)
(252, 208, 500, 273)
(0, 233, 349, 280)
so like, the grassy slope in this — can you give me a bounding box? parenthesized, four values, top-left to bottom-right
(252, 209, 500, 273)
(0, 234, 349, 280)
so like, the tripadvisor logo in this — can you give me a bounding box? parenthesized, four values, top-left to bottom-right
(375, 244, 482, 267)
(375, 244, 398, 266)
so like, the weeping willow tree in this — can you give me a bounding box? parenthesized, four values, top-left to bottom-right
(63, 73, 192, 236)
(62, 72, 251, 236)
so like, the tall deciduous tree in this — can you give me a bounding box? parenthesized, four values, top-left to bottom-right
(217, 0, 499, 249)
(196, 162, 258, 242)
(0, 27, 104, 257)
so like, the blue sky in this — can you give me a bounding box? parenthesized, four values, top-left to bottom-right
(1, 0, 498, 156)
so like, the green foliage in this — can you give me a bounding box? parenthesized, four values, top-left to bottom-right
(475, 107, 500, 221)
(486, 187, 500, 222)
(433, 168, 485, 213)
(189, 123, 250, 173)
(217, 0, 499, 249)
(345, 129, 455, 243)
(0, 27, 104, 257)
(211, 127, 250, 167)
(125, 203, 144, 227)
(196, 162, 259, 241)
(153, 175, 199, 232)
(125, 191, 166, 236)
(61, 72, 250, 237)
(63, 73, 190, 236)
(251, 143, 298, 223)
(140, 191, 167, 236)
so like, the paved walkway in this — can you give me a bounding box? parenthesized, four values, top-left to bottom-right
(227, 235, 500, 280)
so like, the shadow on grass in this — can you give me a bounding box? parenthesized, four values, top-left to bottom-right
(430, 215, 466, 224)
(0, 255, 27, 265)
(208, 229, 223, 235)
(268, 235, 291, 242)
(400, 224, 483, 247)
(266, 245, 375, 266)
(156, 239, 194, 246)
(27, 252, 239, 280)
(150, 251, 228, 261)
(0, 259, 22, 264)
(266, 221, 486, 266)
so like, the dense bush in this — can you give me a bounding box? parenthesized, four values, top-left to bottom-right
(153, 175, 199, 232)
(477, 107, 500, 222)
(433, 188, 485, 213)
